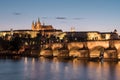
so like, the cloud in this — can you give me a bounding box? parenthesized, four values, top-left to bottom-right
(56, 17, 67, 20)
(56, 17, 85, 20)
(41, 16, 85, 20)
(72, 18, 85, 20)
(13, 12, 21, 15)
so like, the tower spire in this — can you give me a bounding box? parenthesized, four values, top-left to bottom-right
(38, 17, 40, 24)
(32, 21, 34, 25)
(36, 17, 41, 30)
(32, 21, 35, 30)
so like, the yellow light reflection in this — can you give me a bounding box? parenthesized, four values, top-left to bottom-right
(51, 57, 60, 72)
(32, 58, 35, 65)
(24, 57, 28, 64)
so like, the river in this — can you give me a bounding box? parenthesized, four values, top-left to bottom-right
(0, 57, 120, 80)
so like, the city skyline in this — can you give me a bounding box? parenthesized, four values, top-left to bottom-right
(0, 0, 120, 33)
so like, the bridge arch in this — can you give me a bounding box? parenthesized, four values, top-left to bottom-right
(89, 46, 105, 58)
(51, 43, 63, 50)
(69, 49, 81, 57)
(104, 48, 118, 59)
(68, 42, 83, 50)
(87, 41, 109, 49)
(114, 41, 120, 59)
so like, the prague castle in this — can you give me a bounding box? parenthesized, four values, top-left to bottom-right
(32, 18, 53, 31)
(0, 18, 62, 39)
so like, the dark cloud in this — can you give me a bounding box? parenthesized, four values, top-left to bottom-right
(13, 12, 21, 15)
(41, 16, 85, 20)
(56, 17, 67, 20)
(56, 17, 85, 20)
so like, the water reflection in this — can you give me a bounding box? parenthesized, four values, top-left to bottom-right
(0, 57, 120, 80)
(24, 57, 28, 64)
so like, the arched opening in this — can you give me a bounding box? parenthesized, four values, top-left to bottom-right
(69, 47, 89, 58)
(104, 49, 118, 60)
(69, 49, 80, 57)
(117, 47, 120, 59)
(90, 46, 105, 58)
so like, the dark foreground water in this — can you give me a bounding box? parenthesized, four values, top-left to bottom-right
(0, 57, 120, 80)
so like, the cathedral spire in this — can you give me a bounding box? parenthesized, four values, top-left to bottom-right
(36, 18, 41, 30)
(43, 21, 45, 26)
(32, 21, 35, 30)
(32, 21, 34, 25)
(38, 17, 41, 24)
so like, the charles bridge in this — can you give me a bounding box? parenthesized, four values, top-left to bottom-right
(40, 40, 120, 60)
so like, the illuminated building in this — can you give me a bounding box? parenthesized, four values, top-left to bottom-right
(32, 18, 53, 31)
(0, 18, 62, 39)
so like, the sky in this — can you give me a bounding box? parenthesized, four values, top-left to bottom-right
(0, 0, 120, 33)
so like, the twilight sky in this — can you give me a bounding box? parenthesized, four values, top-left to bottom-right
(0, 0, 120, 33)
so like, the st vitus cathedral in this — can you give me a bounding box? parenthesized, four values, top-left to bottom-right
(31, 18, 54, 31)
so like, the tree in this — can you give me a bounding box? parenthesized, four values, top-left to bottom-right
(9, 36, 22, 51)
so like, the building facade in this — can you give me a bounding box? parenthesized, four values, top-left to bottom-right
(57, 29, 119, 42)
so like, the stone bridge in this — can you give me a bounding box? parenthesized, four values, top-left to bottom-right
(41, 40, 120, 60)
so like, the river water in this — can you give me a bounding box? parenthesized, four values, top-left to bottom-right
(0, 57, 120, 80)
